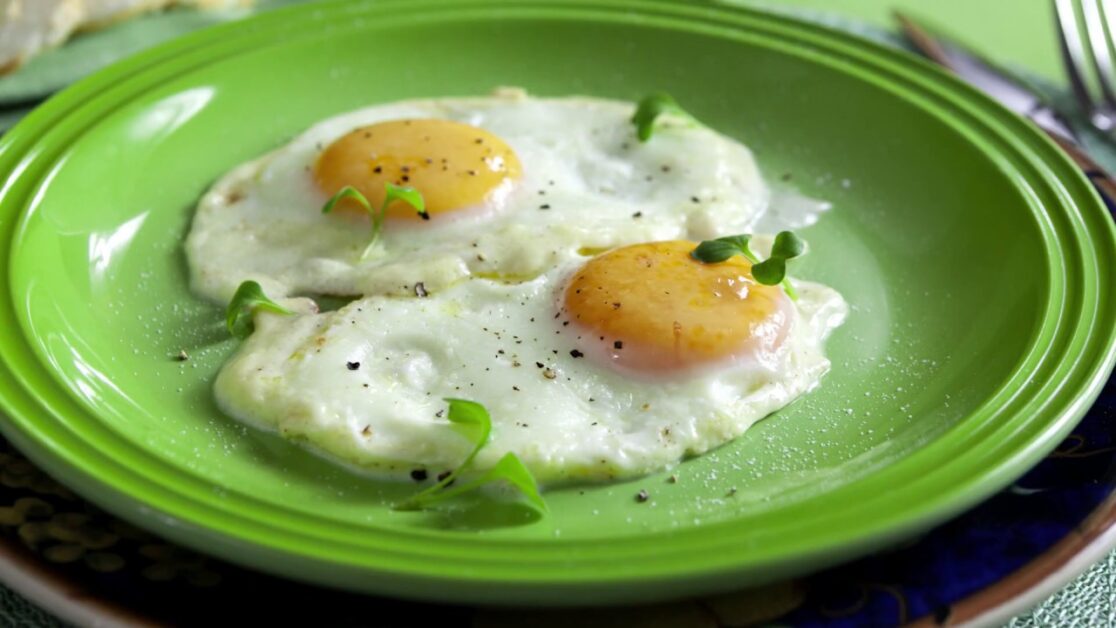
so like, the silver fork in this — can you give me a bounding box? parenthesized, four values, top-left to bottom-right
(1056, 0, 1116, 134)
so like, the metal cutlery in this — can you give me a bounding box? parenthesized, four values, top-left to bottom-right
(898, 12, 1116, 214)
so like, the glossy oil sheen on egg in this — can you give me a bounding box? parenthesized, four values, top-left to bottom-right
(184, 89, 770, 304)
(313, 119, 521, 219)
(561, 241, 793, 374)
(213, 259, 848, 483)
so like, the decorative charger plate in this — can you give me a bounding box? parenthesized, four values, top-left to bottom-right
(0, 0, 1113, 606)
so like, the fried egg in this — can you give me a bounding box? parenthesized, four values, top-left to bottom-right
(214, 241, 847, 482)
(185, 89, 770, 304)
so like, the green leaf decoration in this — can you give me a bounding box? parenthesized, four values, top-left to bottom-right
(690, 234, 758, 264)
(321, 183, 426, 260)
(691, 230, 806, 300)
(630, 92, 698, 142)
(225, 280, 292, 339)
(396, 399, 546, 513)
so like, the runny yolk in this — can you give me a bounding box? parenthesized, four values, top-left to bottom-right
(313, 119, 521, 219)
(561, 241, 793, 373)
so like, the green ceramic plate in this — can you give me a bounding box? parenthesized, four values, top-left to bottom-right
(0, 0, 1113, 606)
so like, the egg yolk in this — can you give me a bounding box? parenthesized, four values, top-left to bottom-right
(561, 241, 792, 373)
(313, 119, 521, 219)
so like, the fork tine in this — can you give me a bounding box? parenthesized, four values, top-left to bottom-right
(1103, 0, 1116, 31)
(1101, 0, 1116, 74)
(1082, 0, 1116, 108)
(1056, 0, 1100, 123)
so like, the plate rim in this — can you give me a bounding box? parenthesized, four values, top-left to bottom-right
(0, 471, 1112, 625)
(927, 494, 1116, 626)
(0, 0, 1114, 605)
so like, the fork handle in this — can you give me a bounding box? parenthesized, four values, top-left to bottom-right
(1048, 134, 1116, 216)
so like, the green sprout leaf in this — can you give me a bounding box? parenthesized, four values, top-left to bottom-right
(320, 185, 371, 216)
(690, 234, 758, 264)
(770, 230, 806, 259)
(436, 397, 491, 482)
(482, 453, 547, 513)
(384, 183, 427, 220)
(396, 399, 546, 513)
(750, 257, 786, 285)
(321, 183, 427, 260)
(403, 452, 548, 513)
(631, 92, 698, 142)
(690, 230, 806, 300)
(761, 231, 805, 300)
(225, 280, 292, 339)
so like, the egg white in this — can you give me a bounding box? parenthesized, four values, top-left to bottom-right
(185, 89, 770, 304)
(214, 258, 847, 483)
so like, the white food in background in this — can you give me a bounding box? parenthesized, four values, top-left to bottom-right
(0, 0, 251, 73)
(0, 0, 83, 72)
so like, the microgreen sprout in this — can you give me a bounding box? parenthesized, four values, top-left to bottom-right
(691, 231, 806, 300)
(396, 398, 546, 513)
(403, 453, 547, 513)
(321, 183, 427, 259)
(225, 280, 292, 339)
(631, 92, 698, 142)
(690, 234, 759, 265)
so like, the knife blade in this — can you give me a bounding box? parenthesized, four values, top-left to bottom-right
(897, 13, 1116, 214)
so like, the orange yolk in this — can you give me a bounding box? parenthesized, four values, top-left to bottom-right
(313, 119, 521, 219)
(561, 241, 792, 373)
